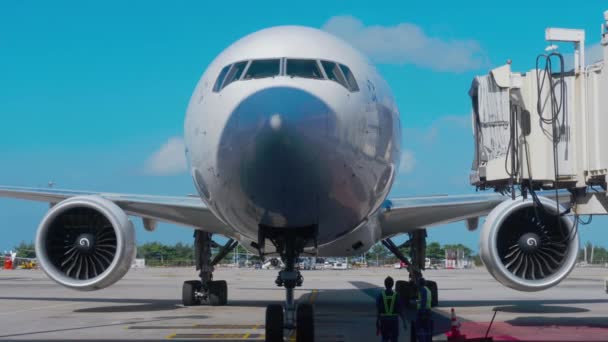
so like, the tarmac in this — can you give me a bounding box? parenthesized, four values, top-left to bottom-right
(0, 266, 607, 341)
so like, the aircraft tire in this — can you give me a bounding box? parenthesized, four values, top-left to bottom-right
(426, 280, 438, 307)
(208, 280, 224, 306)
(296, 303, 314, 342)
(216, 280, 228, 305)
(265, 304, 284, 342)
(395, 280, 416, 307)
(182, 280, 201, 306)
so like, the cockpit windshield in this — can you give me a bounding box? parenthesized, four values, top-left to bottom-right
(321, 61, 349, 90)
(222, 61, 248, 89)
(339, 64, 359, 92)
(286, 59, 323, 79)
(213, 58, 359, 92)
(213, 65, 230, 92)
(244, 59, 280, 80)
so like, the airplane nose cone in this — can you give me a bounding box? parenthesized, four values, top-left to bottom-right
(217, 87, 336, 229)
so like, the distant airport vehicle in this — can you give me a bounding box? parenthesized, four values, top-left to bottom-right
(332, 262, 348, 270)
(297, 257, 316, 270)
(262, 258, 283, 270)
(1, 18, 599, 341)
(394, 258, 429, 270)
(394, 261, 407, 269)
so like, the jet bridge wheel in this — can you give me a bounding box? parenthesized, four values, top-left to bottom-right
(182, 280, 202, 306)
(265, 304, 284, 342)
(296, 303, 314, 341)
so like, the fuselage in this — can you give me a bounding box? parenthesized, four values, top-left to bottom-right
(184, 26, 401, 248)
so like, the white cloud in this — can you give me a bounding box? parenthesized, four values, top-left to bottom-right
(400, 149, 416, 174)
(322, 16, 488, 72)
(394, 114, 474, 194)
(145, 137, 187, 176)
(404, 115, 471, 144)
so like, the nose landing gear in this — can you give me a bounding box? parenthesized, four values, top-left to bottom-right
(260, 224, 317, 342)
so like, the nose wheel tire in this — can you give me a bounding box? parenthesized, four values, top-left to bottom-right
(182, 280, 202, 306)
(265, 304, 284, 342)
(296, 303, 314, 342)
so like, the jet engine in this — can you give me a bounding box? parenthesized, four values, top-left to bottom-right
(35, 196, 136, 291)
(479, 196, 578, 291)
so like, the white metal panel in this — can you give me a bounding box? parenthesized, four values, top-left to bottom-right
(518, 70, 558, 182)
(555, 76, 576, 177)
(585, 63, 608, 176)
(470, 74, 511, 183)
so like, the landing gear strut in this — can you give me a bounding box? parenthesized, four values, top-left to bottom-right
(383, 229, 438, 307)
(261, 225, 317, 342)
(182, 231, 238, 306)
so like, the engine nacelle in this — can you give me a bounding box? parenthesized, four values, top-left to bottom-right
(480, 196, 578, 291)
(35, 196, 136, 291)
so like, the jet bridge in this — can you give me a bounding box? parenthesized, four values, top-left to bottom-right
(470, 10, 608, 215)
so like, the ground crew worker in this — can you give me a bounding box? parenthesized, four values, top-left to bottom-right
(376, 276, 406, 342)
(414, 277, 433, 342)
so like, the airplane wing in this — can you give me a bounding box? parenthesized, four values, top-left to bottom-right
(379, 190, 574, 237)
(0, 186, 233, 236)
(379, 193, 507, 237)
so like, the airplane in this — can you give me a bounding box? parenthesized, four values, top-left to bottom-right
(0, 26, 579, 342)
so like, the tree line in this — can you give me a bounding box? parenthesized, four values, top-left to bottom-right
(8, 241, 257, 267)
(365, 241, 475, 266)
(9, 240, 608, 266)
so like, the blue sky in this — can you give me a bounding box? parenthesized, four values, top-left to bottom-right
(1, 1, 607, 252)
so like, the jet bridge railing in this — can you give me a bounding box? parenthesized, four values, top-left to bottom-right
(470, 10, 608, 216)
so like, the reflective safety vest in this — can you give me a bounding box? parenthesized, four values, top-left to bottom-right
(380, 290, 398, 317)
(417, 286, 432, 311)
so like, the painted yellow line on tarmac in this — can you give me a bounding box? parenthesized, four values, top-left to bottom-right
(309, 288, 319, 304)
(167, 291, 318, 340)
(131, 324, 264, 330)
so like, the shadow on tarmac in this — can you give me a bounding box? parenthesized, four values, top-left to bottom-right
(493, 304, 588, 314)
(0, 296, 286, 311)
(0, 315, 209, 339)
(3, 284, 548, 340)
(440, 298, 608, 307)
(507, 316, 608, 328)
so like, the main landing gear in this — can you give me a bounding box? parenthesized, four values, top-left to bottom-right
(383, 229, 439, 307)
(260, 225, 317, 342)
(182, 231, 238, 306)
